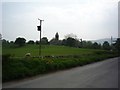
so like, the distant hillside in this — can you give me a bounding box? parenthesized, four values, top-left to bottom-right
(91, 38, 117, 45)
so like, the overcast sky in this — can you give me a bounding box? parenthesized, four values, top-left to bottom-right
(2, 0, 119, 41)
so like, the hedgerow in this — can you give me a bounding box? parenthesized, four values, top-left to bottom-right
(2, 51, 119, 82)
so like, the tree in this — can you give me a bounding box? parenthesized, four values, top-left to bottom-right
(2, 39, 9, 45)
(62, 39, 67, 46)
(82, 41, 93, 48)
(64, 33, 80, 47)
(27, 40, 34, 44)
(92, 42, 99, 49)
(114, 38, 120, 52)
(41, 37, 48, 45)
(66, 37, 77, 47)
(82, 41, 87, 48)
(102, 41, 111, 50)
(55, 32, 59, 40)
(36, 40, 39, 45)
(0, 33, 2, 40)
(14, 37, 26, 47)
(86, 41, 93, 48)
(10, 41, 14, 44)
(98, 43, 102, 49)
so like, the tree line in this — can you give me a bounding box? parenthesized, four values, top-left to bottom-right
(1, 33, 120, 52)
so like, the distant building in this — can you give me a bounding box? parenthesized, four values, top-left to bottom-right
(49, 32, 61, 45)
(55, 32, 59, 40)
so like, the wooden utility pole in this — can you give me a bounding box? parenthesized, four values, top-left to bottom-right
(37, 18, 44, 58)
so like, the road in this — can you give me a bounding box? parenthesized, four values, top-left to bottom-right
(3, 57, 119, 88)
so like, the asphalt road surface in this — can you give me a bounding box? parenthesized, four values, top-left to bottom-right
(3, 57, 119, 88)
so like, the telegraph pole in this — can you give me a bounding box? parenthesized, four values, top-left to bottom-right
(37, 18, 44, 58)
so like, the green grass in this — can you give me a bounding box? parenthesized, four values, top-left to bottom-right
(2, 44, 105, 57)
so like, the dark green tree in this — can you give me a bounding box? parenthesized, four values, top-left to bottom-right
(2, 39, 9, 46)
(0, 33, 2, 40)
(82, 41, 93, 48)
(114, 38, 120, 52)
(10, 41, 14, 44)
(66, 37, 76, 47)
(62, 39, 67, 46)
(14, 37, 26, 47)
(86, 41, 93, 48)
(27, 40, 34, 44)
(98, 43, 102, 49)
(41, 37, 48, 45)
(92, 42, 99, 49)
(36, 40, 39, 45)
(102, 41, 111, 50)
(82, 41, 87, 48)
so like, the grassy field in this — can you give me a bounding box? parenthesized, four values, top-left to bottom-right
(2, 44, 119, 82)
(3, 44, 106, 57)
